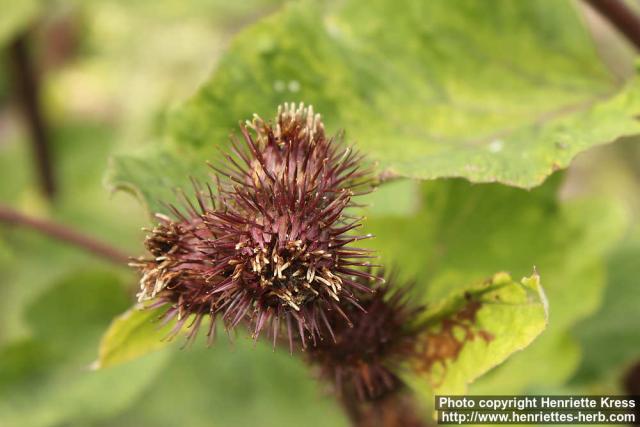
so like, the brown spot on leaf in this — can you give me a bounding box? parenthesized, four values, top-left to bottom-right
(413, 297, 493, 386)
(478, 330, 495, 342)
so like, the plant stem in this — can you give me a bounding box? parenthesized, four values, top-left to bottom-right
(8, 31, 56, 199)
(338, 389, 429, 427)
(623, 360, 640, 424)
(584, 0, 640, 51)
(0, 204, 130, 265)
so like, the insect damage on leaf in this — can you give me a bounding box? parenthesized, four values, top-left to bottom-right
(413, 293, 494, 386)
(130, 103, 380, 350)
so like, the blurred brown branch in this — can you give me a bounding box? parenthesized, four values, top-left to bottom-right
(8, 31, 56, 199)
(584, 0, 640, 51)
(0, 204, 130, 265)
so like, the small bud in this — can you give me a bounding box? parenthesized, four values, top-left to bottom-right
(306, 272, 424, 401)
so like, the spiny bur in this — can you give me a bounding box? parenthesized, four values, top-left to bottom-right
(306, 272, 424, 401)
(132, 103, 379, 349)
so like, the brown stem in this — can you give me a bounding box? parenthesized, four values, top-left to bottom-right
(0, 204, 129, 265)
(623, 361, 640, 426)
(583, 0, 640, 51)
(338, 390, 364, 426)
(8, 31, 56, 199)
(338, 389, 429, 427)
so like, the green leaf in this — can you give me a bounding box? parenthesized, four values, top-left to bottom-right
(103, 337, 349, 427)
(24, 270, 131, 355)
(0, 346, 169, 427)
(365, 175, 626, 393)
(406, 272, 547, 396)
(91, 305, 352, 426)
(0, 270, 170, 427)
(106, 148, 205, 217)
(95, 305, 177, 369)
(470, 202, 626, 393)
(108, 0, 640, 214)
(572, 230, 640, 384)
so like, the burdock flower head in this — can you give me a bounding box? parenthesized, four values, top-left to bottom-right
(306, 272, 424, 401)
(132, 103, 379, 348)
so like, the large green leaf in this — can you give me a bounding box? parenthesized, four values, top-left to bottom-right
(571, 230, 640, 384)
(94, 297, 351, 427)
(107, 0, 640, 214)
(106, 148, 205, 218)
(102, 337, 349, 427)
(407, 273, 547, 397)
(364, 175, 626, 393)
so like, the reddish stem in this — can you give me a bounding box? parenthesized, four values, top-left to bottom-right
(584, 0, 640, 51)
(8, 31, 56, 199)
(0, 204, 129, 265)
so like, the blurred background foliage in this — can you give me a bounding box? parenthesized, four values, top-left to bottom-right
(0, 0, 638, 426)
